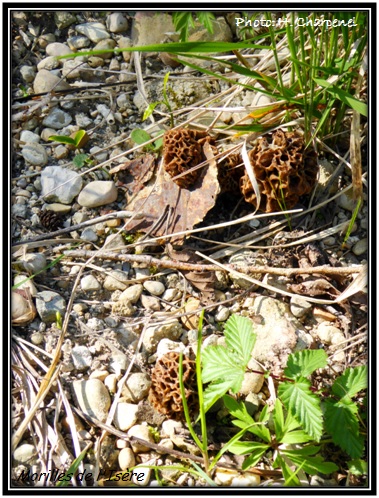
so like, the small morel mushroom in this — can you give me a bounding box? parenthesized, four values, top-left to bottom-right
(39, 210, 62, 231)
(163, 128, 215, 189)
(240, 129, 318, 212)
(218, 152, 244, 195)
(148, 352, 198, 420)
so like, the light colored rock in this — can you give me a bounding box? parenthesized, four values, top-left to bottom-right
(107, 13, 128, 33)
(161, 419, 182, 437)
(140, 294, 160, 311)
(67, 35, 91, 50)
(20, 131, 40, 145)
(338, 189, 356, 212)
(104, 373, 118, 394)
(43, 203, 71, 214)
(156, 339, 185, 358)
(162, 288, 180, 301)
(21, 143, 48, 166)
(112, 299, 136, 317)
(77, 181, 118, 207)
(93, 39, 116, 59)
(13, 274, 38, 296)
(33, 69, 71, 94)
(81, 274, 101, 291)
(36, 291, 66, 323)
(46, 42, 73, 57)
(41, 166, 83, 204)
(215, 306, 230, 322)
(121, 373, 152, 402)
(128, 425, 154, 453)
(290, 296, 313, 318)
(119, 284, 143, 304)
(13, 444, 38, 465)
(37, 56, 60, 71)
(42, 108, 72, 130)
(109, 353, 128, 376)
(215, 469, 240, 485)
(143, 280, 165, 296)
(132, 467, 151, 486)
(231, 474, 260, 486)
(71, 345, 92, 370)
(54, 11, 77, 30)
(90, 369, 109, 382)
(316, 322, 342, 345)
(143, 319, 183, 353)
(114, 402, 139, 431)
(72, 379, 110, 423)
(80, 228, 98, 242)
(103, 270, 130, 291)
(352, 238, 367, 256)
(228, 250, 266, 289)
(62, 59, 87, 79)
(20, 65, 36, 83)
(239, 358, 265, 395)
(54, 145, 68, 159)
(117, 36, 132, 62)
(131, 12, 175, 47)
(75, 22, 110, 43)
(118, 447, 135, 470)
(20, 252, 47, 274)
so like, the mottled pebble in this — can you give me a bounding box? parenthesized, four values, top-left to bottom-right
(112, 299, 136, 317)
(54, 145, 68, 159)
(78, 181, 118, 207)
(42, 107, 72, 129)
(338, 189, 356, 212)
(62, 59, 87, 79)
(80, 228, 98, 242)
(121, 372, 152, 402)
(90, 369, 109, 382)
(162, 288, 180, 301)
(75, 22, 110, 43)
(109, 353, 128, 376)
(143, 280, 165, 296)
(104, 374, 118, 393)
(117, 36, 132, 62)
(72, 379, 110, 422)
(215, 306, 230, 322)
(33, 69, 71, 93)
(41, 166, 83, 204)
(118, 447, 135, 470)
(20, 65, 36, 83)
(67, 35, 91, 50)
(290, 296, 313, 318)
(128, 425, 154, 453)
(352, 238, 367, 256)
(107, 13, 129, 33)
(13, 444, 38, 465)
(75, 112, 93, 129)
(119, 284, 143, 303)
(316, 322, 342, 344)
(37, 56, 60, 71)
(21, 143, 48, 166)
(156, 339, 185, 358)
(45, 42, 73, 57)
(114, 402, 139, 431)
(20, 130, 40, 144)
(81, 274, 101, 291)
(36, 291, 66, 323)
(104, 270, 130, 291)
(161, 419, 182, 437)
(54, 11, 77, 30)
(20, 252, 47, 274)
(93, 39, 116, 59)
(71, 345, 92, 370)
(140, 294, 161, 311)
(143, 319, 183, 353)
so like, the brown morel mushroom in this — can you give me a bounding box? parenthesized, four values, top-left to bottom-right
(240, 129, 318, 212)
(148, 352, 198, 420)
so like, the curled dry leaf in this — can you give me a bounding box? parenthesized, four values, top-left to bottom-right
(111, 154, 156, 196)
(289, 278, 340, 298)
(12, 289, 37, 326)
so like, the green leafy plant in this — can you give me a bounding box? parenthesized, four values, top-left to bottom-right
(72, 153, 94, 169)
(130, 128, 163, 152)
(172, 12, 216, 42)
(48, 129, 89, 149)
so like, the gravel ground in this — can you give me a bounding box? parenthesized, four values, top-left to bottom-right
(11, 10, 368, 489)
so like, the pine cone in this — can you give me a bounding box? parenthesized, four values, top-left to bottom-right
(39, 210, 62, 231)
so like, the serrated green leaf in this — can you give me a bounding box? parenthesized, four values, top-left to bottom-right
(223, 395, 255, 426)
(284, 349, 328, 380)
(347, 459, 367, 476)
(280, 430, 314, 444)
(332, 366, 367, 399)
(281, 450, 338, 475)
(202, 345, 243, 385)
(203, 379, 236, 413)
(324, 399, 364, 458)
(224, 314, 256, 365)
(278, 379, 323, 441)
(273, 399, 285, 441)
(48, 135, 76, 145)
(242, 448, 269, 470)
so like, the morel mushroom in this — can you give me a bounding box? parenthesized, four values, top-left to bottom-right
(163, 129, 215, 189)
(148, 352, 198, 420)
(240, 129, 318, 212)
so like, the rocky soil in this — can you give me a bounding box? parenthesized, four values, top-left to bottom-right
(11, 10, 368, 489)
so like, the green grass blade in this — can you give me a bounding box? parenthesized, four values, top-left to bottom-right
(314, 78, 367, 116)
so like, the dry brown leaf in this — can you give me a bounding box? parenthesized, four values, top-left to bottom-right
(125, 155, 220, 241)
(181, 298, 201, 330)
(112, 154, 156, 196)
(289, 279, 340, 298)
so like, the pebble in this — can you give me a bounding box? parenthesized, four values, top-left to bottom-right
(38, 33, 56, 49)
(75, 112, 93, 129)
(81, 274, 101, 291)
(19, 252, 47, 274)
(41, 166, 83, 204)
(215, 306, 230, 322)
(45, 42, 73, 57)
(41, 127, 58, 142)
(31, 332, 44, 345)
(239, 360, 265, 395)
(14, 274, 38, 296)
(72, 379, 110, 423)
(75, 22, 110, 43)
(104, 374, 118, 393)
(112, 299, 136, 317)
(323, 236, 336, 246)
(121, 372, 152, 402)
(44, 203, 71, 214)
(71, 345, 93, 370)
(20, 65, 36, 83)
(62, 59, 88, 79)
(228, 250, 266, 289)
(143, 319, 183, 353)
(12, 204, 28, 217)
(33, 69, 71, 93)
(80, 228, 98, 242)
(90, 369, 109, 382)
(128, 425, 154, 453)
(118, 447, 135, 471)
(161, 419, 182, 437)
(37, 56, 60, 71)
(352, 238, 367, 256)
(290, 296, 313, 318)
(42, 108, 72, 129)
(114, 402, 139, 431)
(162, 288, 180, 301)
(117, 37, 132, 62)
(54, 144, 68, 159)
(21, 143, 48, 166)
(93, 39, 116, 59)
(35, 291, 66, 323)
(133, 467, 151, 486)
(77, 181, 118, 207)
(119, 284, 143, 303)
(89, 145, 108, 163)
(20, 131, 40, 146)
(67, 35, 91, 50)
(103, 270, 130, 291)
(316, 322, 342, 345)
(231, 475, 261, 486)
(338, 189, 356, 212)
(140, 294, 161, 311)
(143, 280, 165, 296)
(214, 469, 240, 486)
(13, 444, 38, 465)
(109, 353, 128, 376)
(54, 11, 77, 30)
(107, 13, 129, 33)
(156, 339, 185, 358)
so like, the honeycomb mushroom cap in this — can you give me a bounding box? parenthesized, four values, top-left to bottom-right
(240, 129, 318, 212)
(163, 129, 215, 189)
(148, 352, 198, 420)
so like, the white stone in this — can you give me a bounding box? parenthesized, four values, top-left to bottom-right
(21, 143, 48, 166)
(107, 13, 128, 33)
(75, 22, 110, 43)
(41, 166, 83, 204)
(121, 373, 152, 402)
(231, 474, 260, 486)
(72, 379, 111, 422)
(13, 444, 38, 465)
(104, 373, 118, 394)
(161, 419, 182, 437)
(78, 181, 118, 208)
(118, 447, 135, 470)
(62, 59, 87, 79)
(54, 145, 68, 159)
(132, 467, 151, 486)
(34, 69, 70, 94)
(143, 280, 165, 296)
(46, 42, 73, 57)
(21, 252, 47, 274)
(215, 306, 230, 322)
(81, 274, 101, 291)
(316, 322, 342, 345)
(290, 296, 312, 318)
(119, 284, 143, 304)
(42, 108, 72, 129)
(20, 65, 36, 82)
(103, 270, 129, 291)
(143, 319, 183, 353)
(140, 294, 160, 311)
(162, 288, 180, 301)
(114, 402, 139, 431)
(71, 345, 92, 370)
(80, 228, 98, 242)
(20, 130, 40, 144)
(352, 238, 368, 256)
(127, 425, 154, 453)
(37, 56, 60, 71)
